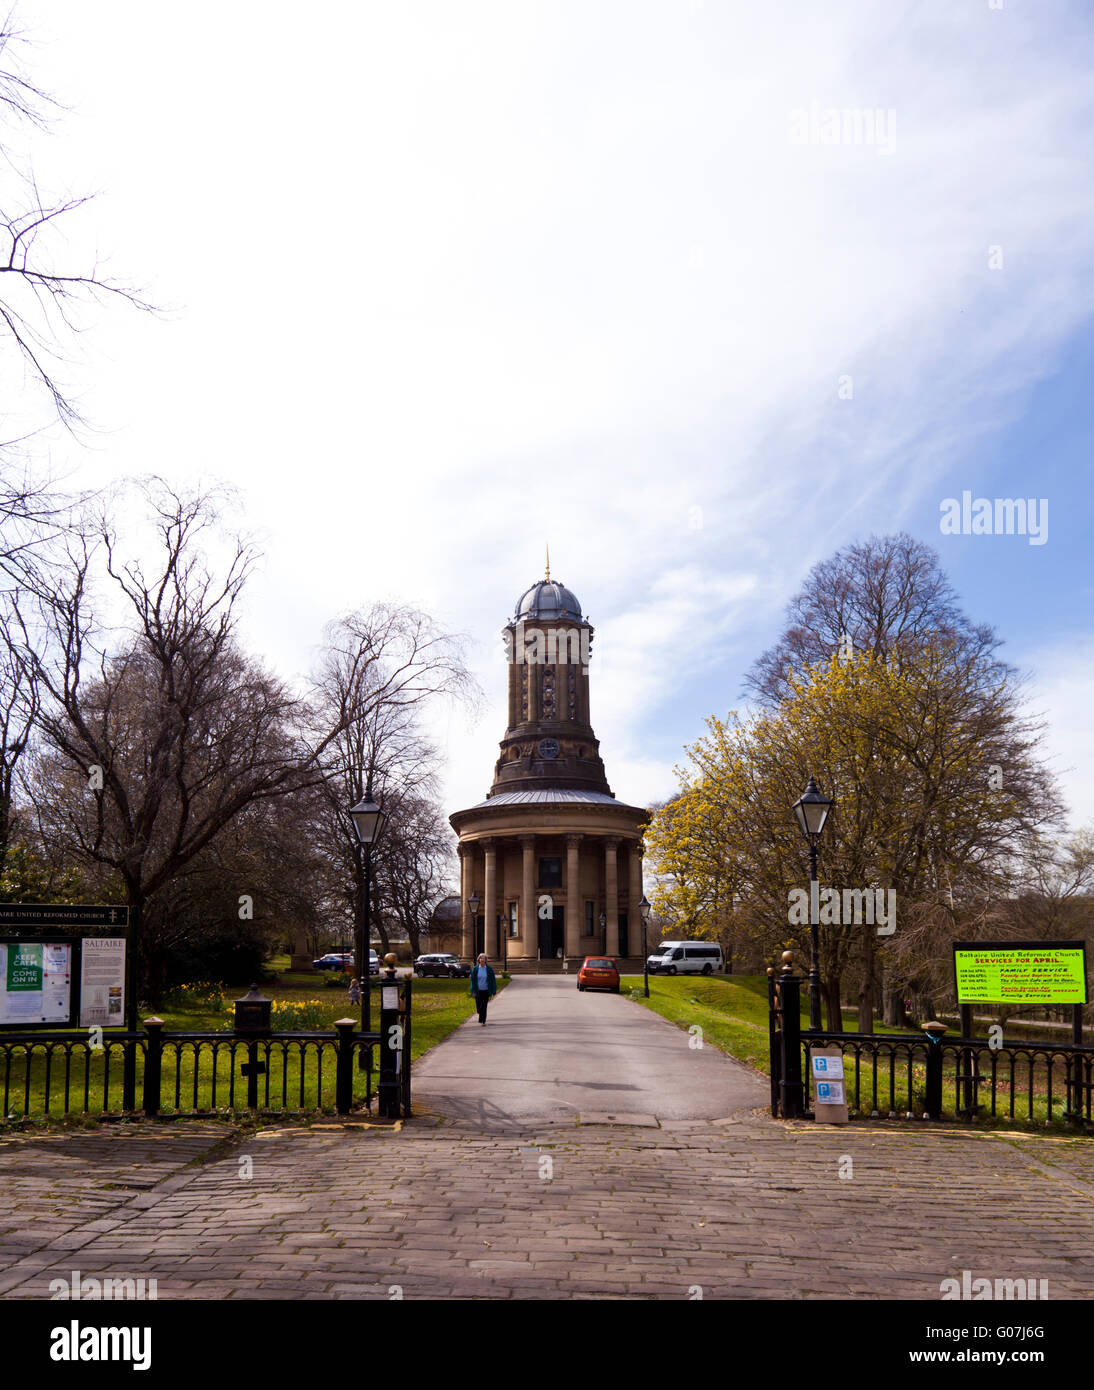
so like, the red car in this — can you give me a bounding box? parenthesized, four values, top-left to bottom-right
(577, 956, 620, 993)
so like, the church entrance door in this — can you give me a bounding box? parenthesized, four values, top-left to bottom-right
(538, 906, 564, 959)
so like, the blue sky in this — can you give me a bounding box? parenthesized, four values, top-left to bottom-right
(8, 0, 1094, 832)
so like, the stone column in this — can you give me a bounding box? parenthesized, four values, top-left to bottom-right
(483, 838, 497, 961)
(629, 842, 644, 962)
(565, 834, 582, 959)
(520, 834, 536, 958)
(459, 844, 472, 960)
(604, 837, 620, 957)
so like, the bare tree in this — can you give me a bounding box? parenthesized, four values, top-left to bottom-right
(891, 828, 1094, 1028)
(307, 605, 479, 963)
(0, 13, 149, 612)
(11, 480, 315, 998)
(373, 791, 456, 959)
(0, 595, 35, 868)
(0, 12, 154, 435)
(745, 533, 1001, 706)
(739, 532, 1067, 1025)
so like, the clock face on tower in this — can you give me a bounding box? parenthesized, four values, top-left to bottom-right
(537, 738, 560, 759)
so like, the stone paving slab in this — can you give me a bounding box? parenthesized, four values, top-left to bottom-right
(0, 1122, 232, 1281)
(1, 1111, 1093, 1300)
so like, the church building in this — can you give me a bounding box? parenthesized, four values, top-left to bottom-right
(450, 568, 649, 965)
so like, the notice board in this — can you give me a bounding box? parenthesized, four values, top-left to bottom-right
(0, 905, 131, 1030)
(953, 941, 1087, 1006)
(0, 940, 73, 1025)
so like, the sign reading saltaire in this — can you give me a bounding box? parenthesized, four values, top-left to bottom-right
(0, 904, 130, 928)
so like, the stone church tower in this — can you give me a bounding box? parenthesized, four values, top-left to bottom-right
(450, 567, 649, 965)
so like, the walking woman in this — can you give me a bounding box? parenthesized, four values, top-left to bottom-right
(468, 953, 496, 1025)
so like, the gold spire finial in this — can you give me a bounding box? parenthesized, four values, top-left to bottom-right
(545, 543, 550, 582)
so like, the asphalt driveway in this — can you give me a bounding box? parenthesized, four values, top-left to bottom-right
(413, 975, 768, 1125)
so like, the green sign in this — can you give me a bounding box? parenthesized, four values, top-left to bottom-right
(953, 941, 1087, 1005)
(7, 942, 43, 992)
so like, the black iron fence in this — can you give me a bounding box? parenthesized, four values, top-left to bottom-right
(799, 1031, 1094, 1125)
(769, 960, 1094, 1127)
(1, 1017, 406, 1124)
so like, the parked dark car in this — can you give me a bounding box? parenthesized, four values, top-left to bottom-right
(312, 952, 354, 971)
(414, 953, 470, 978)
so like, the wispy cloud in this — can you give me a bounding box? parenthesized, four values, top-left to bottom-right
(21, 0, 1094, 824)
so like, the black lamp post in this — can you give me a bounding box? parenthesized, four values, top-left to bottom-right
(468, 890, 480, 959)
(791, 775, 834, 1030)
(349, 780, 386, 1073)
(497, 912, 508, 972)
(639, 895, 652, 998)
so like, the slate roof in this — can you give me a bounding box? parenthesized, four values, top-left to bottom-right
(462, 789, 625, 810)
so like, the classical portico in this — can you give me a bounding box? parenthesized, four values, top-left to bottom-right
(450, 569, 649, 965)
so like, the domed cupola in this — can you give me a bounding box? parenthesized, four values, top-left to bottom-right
(515, 579, 583, 622)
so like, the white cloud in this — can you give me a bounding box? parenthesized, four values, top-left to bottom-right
(9, 0, 1093, 824)
(1028, 637, 1094, 833)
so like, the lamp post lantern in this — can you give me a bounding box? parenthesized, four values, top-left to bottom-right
(468, 890, 481, 959)
(639, 895, 652, 998)
(349, 780, 386, 1083)
(791, 775, 834, 1030)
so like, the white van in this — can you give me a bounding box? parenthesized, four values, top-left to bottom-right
(646, 941, 723, 976)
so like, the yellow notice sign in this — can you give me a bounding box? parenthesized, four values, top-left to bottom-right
(953, 942, 1087, 1005)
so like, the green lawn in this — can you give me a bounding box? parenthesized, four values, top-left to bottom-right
(619, 972, 783, 1072)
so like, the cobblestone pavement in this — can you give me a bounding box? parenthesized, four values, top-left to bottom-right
(0, 1122, 234, 1294)
(3, 1110, 1094, 1300)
